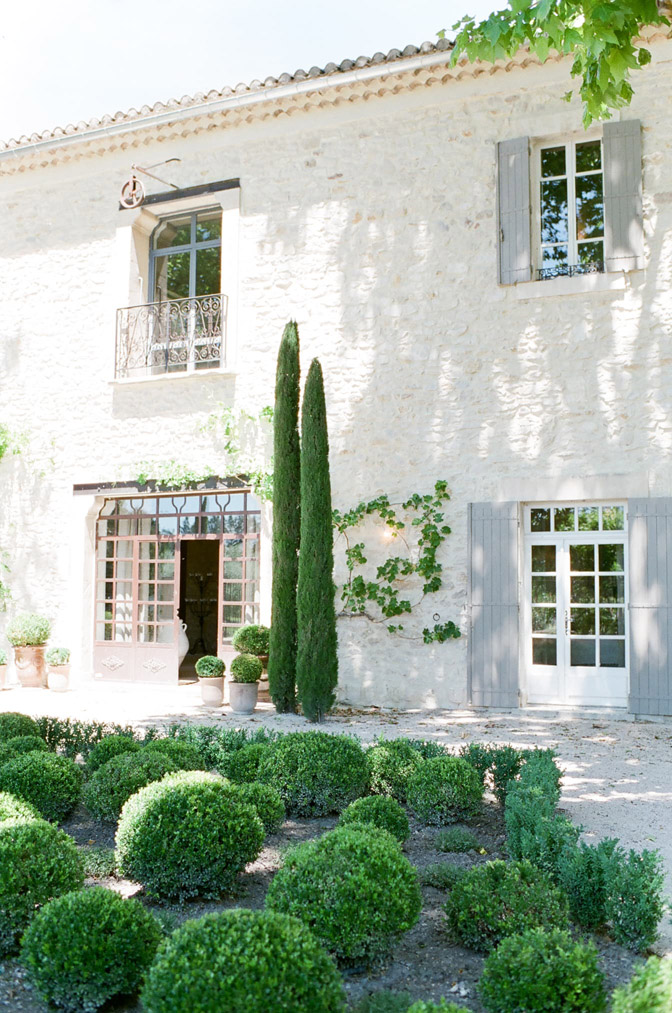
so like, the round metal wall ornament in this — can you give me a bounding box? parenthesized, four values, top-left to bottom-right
(120, 174, 145, 208)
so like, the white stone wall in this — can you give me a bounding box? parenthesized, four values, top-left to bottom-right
(1, 43, 672, 707)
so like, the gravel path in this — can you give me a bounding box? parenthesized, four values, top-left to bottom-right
(2, 680, 672, 952)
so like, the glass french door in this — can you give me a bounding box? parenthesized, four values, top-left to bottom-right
(525, 503, 628, 707)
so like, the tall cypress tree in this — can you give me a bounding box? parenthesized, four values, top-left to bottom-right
(296, 358, 338, 722)
(268, 322, 301, 713)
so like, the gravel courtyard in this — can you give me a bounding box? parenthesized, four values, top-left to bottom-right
(2, 679, 672, 953)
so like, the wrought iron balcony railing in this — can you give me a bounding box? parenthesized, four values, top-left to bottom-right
(115, 293, 227, 379)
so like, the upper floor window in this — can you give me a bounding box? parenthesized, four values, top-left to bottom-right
(537, 139, 604, 280)
(150, 209, 222, 302)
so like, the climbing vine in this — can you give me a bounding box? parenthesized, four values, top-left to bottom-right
(332, 480, 461, 644)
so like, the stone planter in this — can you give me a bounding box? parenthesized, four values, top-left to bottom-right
(14, 646, 47, 688)
(228, 680, 259, 715)
(0, 665, 6, 690)
(199, 676, 224, 708)
(47, 664, 70, 692)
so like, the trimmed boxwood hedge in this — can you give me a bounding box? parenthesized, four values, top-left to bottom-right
(257, 731, 369, 816)
(217, 742, 270, 783)
(21, 887, 162, 1012)
(611, 955, 672, 1013)
(86, 734, 141, 772)
(140, 909, 346, 1013)
(5, 735, 48, 756)
(444, 860, 570, 953)
(0, 753, 82, 822)
(0, 818, 84, 954)
(407, 756, 483, 825)
(83, 751, 178, 823)
(0, 713, 40, 741)
(233, 782, 285, 834)
(142, 739, 204, 770)
(0, 791, 40, 823)
(115, 771, 264, 901)
(266, 824, 422, 964)
(366, 739, 423, 802)
(338, 795, 410, 843)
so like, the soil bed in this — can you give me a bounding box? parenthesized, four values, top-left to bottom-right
(0, 795, 646, 1012)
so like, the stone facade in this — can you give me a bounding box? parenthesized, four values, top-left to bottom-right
(1, 35, 672, 708)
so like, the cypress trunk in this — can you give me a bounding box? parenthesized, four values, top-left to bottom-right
(268, 322, 301, 713)
(296, 358, 338, 721)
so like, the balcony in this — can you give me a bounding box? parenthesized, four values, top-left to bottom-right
(115, 293, 227, 379)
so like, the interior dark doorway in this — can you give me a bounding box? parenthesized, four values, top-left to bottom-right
(179, 539, 220, 679)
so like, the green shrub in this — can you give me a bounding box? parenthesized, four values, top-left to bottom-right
(21, 886, 162, 1012)
(0, 712, 40, 741)
(141, 909, 345, 1013)
(81, 845, 117, 878)
(489, 745, 524, 805)
(45, 647, 70, 665)
(34, 717, 135, 760)
(6, 612, 51, 646)
(436, 826, 480, 853)
(233, 781, 285, 834)
(367, 738, 423, 801)
(0, 790, 40, 823)
(557, 839, 619, 930)
(0, 753, 82, 822)
(230, 652, 263, 683)
(353, 991, 413, 1013)
(194, 655, 224, 678)
(420, 862, 468, 890)
(85, 733, 140, 772)
(339, 795, 410, 843)
(83, 752, 177, 822)
(142, 739, 203, 770)
(266, 824, 421, 963)
(520, 749, 562, 801)
(218, 742, 270, 783)
(407, 1003, 470, 1013)
(116, 771, 264, 900)
(444, 860, 570, 953)
(0, 818, 84, 954)
(611, 955, 672, 1013)
(512, 812, 581, 880)
(257, 731, 369, 816)
(479, 927, 606, 1013)
(231, 624, 270, 656)
(407, 756, 483, 825)
(505, 780, 557, 860)
(5, 734, 48, 756)
(0, 650, 6, 665)
(605, 847, 665, 951)
(459, 741, 493, 784)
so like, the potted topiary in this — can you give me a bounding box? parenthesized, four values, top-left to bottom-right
(232, 624, 270, 699)
(0, 650, 7, 690)
(195, 655, 225, 708)
(46, 648, 71, 693)
(228, 653, 263, 714)
(6, 613, 51, 688)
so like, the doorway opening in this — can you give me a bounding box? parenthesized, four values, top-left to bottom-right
(179, 540, 220, 680)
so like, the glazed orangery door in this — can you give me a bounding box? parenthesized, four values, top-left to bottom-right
(94, 491, 261, 683)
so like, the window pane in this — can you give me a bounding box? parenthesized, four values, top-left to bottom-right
(158, 516, 178, 536)
(195, 247, 221, 296)
(195, 211, 221, 243)
(139, 542, 157, 560)
(223, 560, 243, 579)
(602, 506, 624, 531)
(246, 514, 261, 533)
(139, 583, 155, 602)
(532, 607, 556, 633)
(156, 625, 174, 644)
(541, 179, 568, 243)
(158, 541, 176, 558)
(246, 558, 259, 580)
(155, 251, 190, 301)
(137, 625, 155, 643)
(157, 584, 174, 602)
(531, 508, 551, 532)
(571, 608, 595, 635)
(600, 607, 625, 635)
(245, 581, 260, 603)
(576, 174, 604, 240)
(157, 605, 174, 621)
(571, 576, 595, 604)
(532, 576, 556, 603)
(600, 575, 625, 604)
(204, 515, 222, 534)
(154, 215, 191, 249)
(578, 506, 599, 531)
(224, 605, 242, 624)
(225, 539, 243, 559)
(139, 605, 155, 623)
(157, 562, 175, 580)
(223, 514, 245, 535)
(532, 638, 557, 666)
(531, 545, 555, 572)
(576, 140, 601, 173)
(599, 544, 624, 572)
(571, 639, 596, 666)
(554, 507, 575, 531)
(541, 244, 568, 270)
(578, 240, 604, 268)
(541, 146, 566, 177)
(223, 582, 242, 602)
(600, 639, 625, 668)
(570, 544, 595, 572)
(139, 563, 155, 581)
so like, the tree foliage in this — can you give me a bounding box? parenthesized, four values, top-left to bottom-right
(446, 1, 669, 126)
(296, 359, 338, 722)
(268, 323, 301, 713)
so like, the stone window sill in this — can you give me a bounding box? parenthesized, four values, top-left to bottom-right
(109, 368, 236, 386)
(513, 271, 643, 300)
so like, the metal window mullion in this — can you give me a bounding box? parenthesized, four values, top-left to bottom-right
(568, 141, 578, 266)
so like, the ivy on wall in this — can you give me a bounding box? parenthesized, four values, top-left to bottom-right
(332, 480, 461, 645)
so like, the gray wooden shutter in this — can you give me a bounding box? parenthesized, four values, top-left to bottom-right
(497, 137, 531, 285)
(628, 499, 672, 716)
(468, 502, 520, 708)
(603, 120, 644, 272)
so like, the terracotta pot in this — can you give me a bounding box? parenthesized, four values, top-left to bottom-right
(228, 681, 259, 715)
(257, 654, 269, 673)
(47, 665, 70, 692)
(14, 646, 47, 688)
(199, 676, 224, 708)
(0, 665, 6, 690)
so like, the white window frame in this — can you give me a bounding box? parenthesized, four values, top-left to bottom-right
(532, 130, 604, 279)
